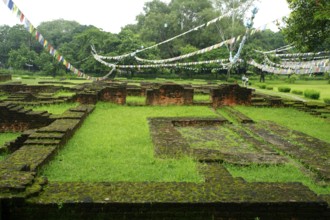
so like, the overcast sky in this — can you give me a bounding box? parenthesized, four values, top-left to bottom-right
(0, 0, 290, 33)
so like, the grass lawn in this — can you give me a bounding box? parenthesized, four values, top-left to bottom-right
(53, 90, 76, 98)
(126, 96, 146, 105)
(31, 102, 79, 115)
(5, 76, 92, 87)
(252, 79, 330, 102)
(193, 94, 210, 102)
(0, 132, 21, 161)
(41, 103, 217, 182)
(0, 92, 7, 100)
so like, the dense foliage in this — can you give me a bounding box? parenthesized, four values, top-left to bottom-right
(0, 0, 287, 78)
(283, 0, 330, 51)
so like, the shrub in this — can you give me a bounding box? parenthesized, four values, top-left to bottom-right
(304, 89, 320, 100)
(266, 86, 273, 90)
(227, 78, 237, 83)
(285, 74, 298, 84)
(257, 84, 267, 89)
(292, 90, 303, 95)
(323, 98, 330, 105)
(278, 86, 291, 93)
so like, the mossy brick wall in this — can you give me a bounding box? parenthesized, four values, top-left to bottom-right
(0, 84, 61, 94)
(98, 86, 127, 105)
(146, 84, 193, 106)
(211, 84, 253, 107)
(0, 74, 11, 82)
(73, 92, 98, 104)
(0, 103, 54, 132)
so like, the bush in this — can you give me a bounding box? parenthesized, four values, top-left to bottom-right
(304, 89, 320, 100)
(266, 86, 273, 90)
(278, 86, 291, 93)
(285, 74, 298, 84)
(227, 78, 237, 83)
(323, 98, 330, 105)
(257, 84, 267, 89)
(292, 90, 303, 95)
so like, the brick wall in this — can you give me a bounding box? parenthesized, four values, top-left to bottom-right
(146, 84, 193, 106)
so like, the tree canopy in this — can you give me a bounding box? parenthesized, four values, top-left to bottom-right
(0, 0, 290, 78)
(283, 0, 330, 52)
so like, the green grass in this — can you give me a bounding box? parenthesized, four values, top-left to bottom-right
(0, 132, 20, 146)
(31, 102, 79, 115)
(252, 80, 330, 102)
(53, 90, 76, 98)
(235, 106, 330, 143)
(0, 93, 7, 100)
(225, 164, 330, 194)
(126, 96, 146, 105)
(193, 94, 210, 102)
(41, 103, 217, 182)
(0, 132, 21, 161)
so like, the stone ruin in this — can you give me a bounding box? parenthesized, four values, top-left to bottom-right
(146, 83, 194, 106)
(0, 80, 329, 219)
(0, 74, 11, 82)
(211, 84, 253, 107)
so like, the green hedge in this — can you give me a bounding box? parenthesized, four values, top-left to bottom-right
(323, 98, 330, 104)
(266, 86, 273, 90)
(292, 90, 303, 95)
(278, 86, 291, 93)
(304, 89, 320, 100)
(257, 84, 267, 89)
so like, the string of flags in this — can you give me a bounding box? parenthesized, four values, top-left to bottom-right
(254, 44, 295, 54)
(275, 51, 330, 58)
(249, 59, 330, 75)
(93, 0, 255, 61)
(2, 0, 106, 81)
(92, 52, 229, 69)
(133, 37, 238, 64)
(264, 55, 330, 70)
(281, 56, 330, 62)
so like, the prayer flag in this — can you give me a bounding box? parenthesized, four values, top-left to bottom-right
(7, 0, 13, 10)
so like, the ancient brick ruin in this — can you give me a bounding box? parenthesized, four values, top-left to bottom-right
(146, 83, 194, 106)
(211, 84, 253, 107)
(0, 80, 329, 219)
(0, 74, 11, 82)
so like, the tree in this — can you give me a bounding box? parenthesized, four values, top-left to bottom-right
(212, 0, 257, 79)
(37, 19, 86, 48)
(8, 45, 38, 70)
(283, 0, 330, 51)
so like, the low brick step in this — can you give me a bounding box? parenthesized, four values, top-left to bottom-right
(0, 170, 35, 192)
(27, 111, 48, 116)
(18, 109, 32, 114)
(37, 119, 81, 133)
(8, 105, 24, 111)
(50, 111, 85, 120)
(29, 132, 64, 140)
(24, 139, 61, 146)
(69, 105, 95, 114)
(224, 107, 254, 123)
(0, 145, 57, 171)
(251, 98, 265, 102)
(252, 103, 269, 107)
